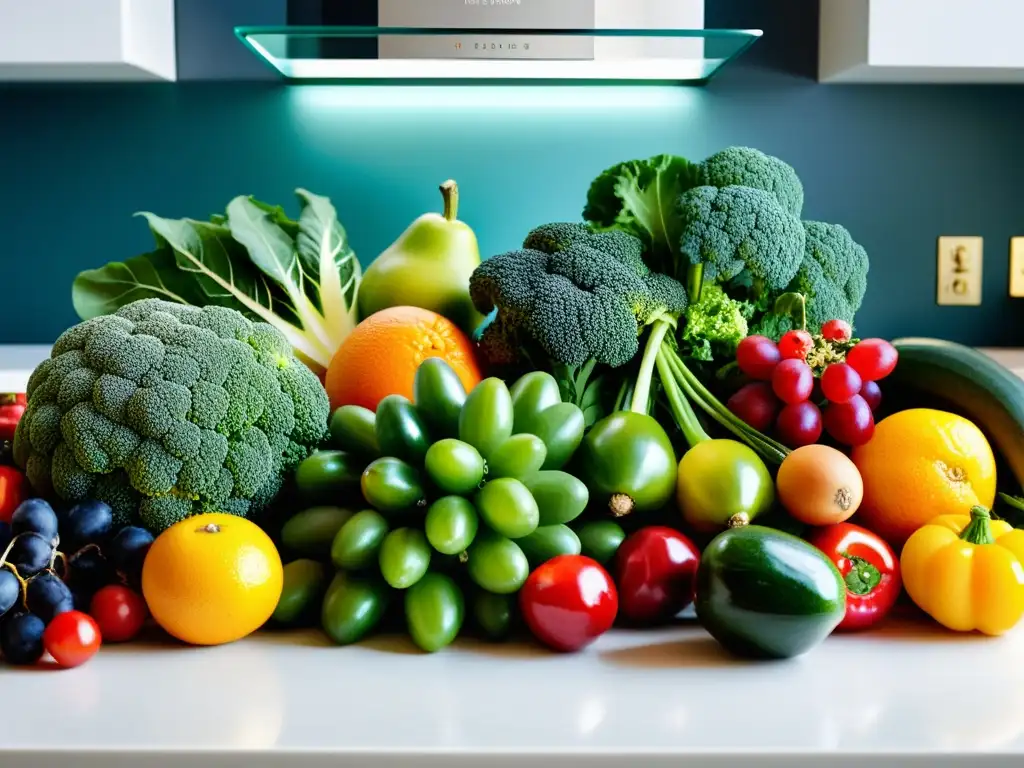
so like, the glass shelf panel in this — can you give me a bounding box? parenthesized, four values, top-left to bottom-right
(235, 26, 762, 84)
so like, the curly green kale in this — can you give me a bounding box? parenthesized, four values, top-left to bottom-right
(581, 155, 702, 275)
(678, 185, 805, 298)
(788, 221, 870, 331)
(469, 223, 689, 370)
(699, 146, 804, 218)
(678, 283, 750, 363)
(13, 299, 329, 533)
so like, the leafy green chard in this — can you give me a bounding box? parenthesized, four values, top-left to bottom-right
(72, 189, 360, 376)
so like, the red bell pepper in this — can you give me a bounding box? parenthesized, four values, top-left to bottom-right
(0, 465, 26, 523)
(0, 393, 26, 443)
(807, 521, 901, 631)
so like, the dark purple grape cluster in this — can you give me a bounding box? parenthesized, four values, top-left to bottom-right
(0, 498, 153, 665)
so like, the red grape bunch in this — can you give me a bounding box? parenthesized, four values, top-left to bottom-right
(728, 319, 898, 449)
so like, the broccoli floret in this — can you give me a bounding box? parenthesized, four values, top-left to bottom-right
(14, 299, 329, 533)
(470, 224, 689, 369)
(787, 221, 870, 330)
(679, 283, 750, 363)
(679, 185, 805, 298)
(700, 146, 804, 218)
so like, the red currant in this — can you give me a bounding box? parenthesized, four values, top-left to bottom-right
(778, 330, 814, 360)
(771, 359, 814, 405)
(820, 319, 853, 343)
(846, 339, 899, 382)
(736, 336, 781, 381)
(820, 363, 863, 404)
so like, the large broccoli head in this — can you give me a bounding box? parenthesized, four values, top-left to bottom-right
(678, 185, 805, 297)
(788, 221, 870, 330)
(699, 146, 804, 218)
(13, 299, 329, 533)
(469, 223, 689, 369)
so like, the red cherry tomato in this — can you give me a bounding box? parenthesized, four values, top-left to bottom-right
(806, 522, 901, 631)
(614, 526, 700, 625)
(0, 466, 26, 523)
(43, 610, 102, 668)
(90, 585, 149, 643)
(519, 555, 618, 653)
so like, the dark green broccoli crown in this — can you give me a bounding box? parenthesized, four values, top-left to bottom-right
(678, 185, 805, 294)
(523, 222, 648, 276)
(788, 221, 870, 329)
(13, 299, 329, 532)
(700, 146, 805, 218)
(470, 226, 688, 369)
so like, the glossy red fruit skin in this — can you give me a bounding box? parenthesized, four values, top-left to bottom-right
(824, 394, 876, 446)
(776, 401, 823, 447)
(90, 585, 149, 643)
(846, 339, 899, 382)
(614, 526, 700, 625)
(771, 359, 814, 405)
(43, 610, 101, 669)
(735, 336, 781, 381)
(520, 555, 618, 653)
(726, 382, 779, 432)
(859, 380, 883, 411)
(778, 330, 814, 360)
(820, 363, 863, 405)
(820, 319, 853, 343)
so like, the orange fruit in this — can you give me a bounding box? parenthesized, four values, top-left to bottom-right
(326, 305, 482, 412)
(141, 513, 283, 646)
(851, 408, 997, 546)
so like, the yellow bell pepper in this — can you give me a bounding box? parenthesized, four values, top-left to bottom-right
(901, 505, 1024, 636)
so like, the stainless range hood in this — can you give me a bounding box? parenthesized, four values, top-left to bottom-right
(235, 0, 761, 84)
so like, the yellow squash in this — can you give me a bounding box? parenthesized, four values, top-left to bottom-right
(901, 506, 1024, 635)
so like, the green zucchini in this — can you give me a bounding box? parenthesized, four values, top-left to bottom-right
(889, 338, 1024, 491)
(695, 523, 845, 660)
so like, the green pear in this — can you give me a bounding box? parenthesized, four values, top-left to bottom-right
(359, 180, 485, 335)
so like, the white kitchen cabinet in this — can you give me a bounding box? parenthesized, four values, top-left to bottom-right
(819, 0, 1024, 83)
(0, 0, 176, 82)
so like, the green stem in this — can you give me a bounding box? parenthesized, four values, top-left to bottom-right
(685, 263, 704, 305)
(841, 553, 882, 595)
(960, 506, 996, 546)
(663, 349, 789, 464)
(440, 180, 459, 221)
(797, 294, 807, 332)
(629, 320, 672, 414)
(655, 348, 708, 447)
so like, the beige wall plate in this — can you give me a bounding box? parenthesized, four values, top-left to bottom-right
(1011, 237, 1024, 298)
(936, 236, 983, 306)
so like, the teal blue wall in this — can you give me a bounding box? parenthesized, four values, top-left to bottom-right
(2, 0, 1023, 345)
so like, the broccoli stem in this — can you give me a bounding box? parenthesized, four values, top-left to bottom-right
(440, 180, 459, 221)
(685, 263, 704, 305)
(663, 348, 790, 465)
(655, 348, 708, 446)
(629, 319, 672, 415)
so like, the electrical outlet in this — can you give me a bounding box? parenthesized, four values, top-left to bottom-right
(1010, 237, 1024, 298)
(936, 236, 983, 306)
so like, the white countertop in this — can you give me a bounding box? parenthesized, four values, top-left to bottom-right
(1, 610, 1023, 766)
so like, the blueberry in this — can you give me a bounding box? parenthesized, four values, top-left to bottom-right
(11, 499, 59, 542)
(64, 500, 114, 549)
(7, 533, 54, 578)
(0, 612, 46, 665)
(25, 571, 73, 624)
(66, 548, 113, 594)
(108, 526, 154, 585)
(0, 569, 20, 618)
